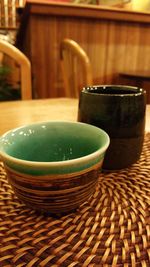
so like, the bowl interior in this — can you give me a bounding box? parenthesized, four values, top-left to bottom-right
(1, 122, 109, 162)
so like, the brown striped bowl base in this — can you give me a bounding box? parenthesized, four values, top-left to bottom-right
(4, 161, 103, 214)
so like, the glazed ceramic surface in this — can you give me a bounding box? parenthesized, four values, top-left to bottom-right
(0, 121, 109, 213)
(78, 85, 146, 170)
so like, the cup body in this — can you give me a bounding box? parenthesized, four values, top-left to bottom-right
(78, 85, 146, 170)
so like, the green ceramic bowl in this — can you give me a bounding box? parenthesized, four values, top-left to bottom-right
(0, 121, 109, 214)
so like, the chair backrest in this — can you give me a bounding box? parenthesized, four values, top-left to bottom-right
(60, 38, 93, 98)
(0, 39, 32, 100)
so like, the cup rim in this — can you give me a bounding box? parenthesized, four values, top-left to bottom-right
(82, 85, 146, 97)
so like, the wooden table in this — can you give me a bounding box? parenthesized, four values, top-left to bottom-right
(0, 98, 78, 135)
(0, 98, 150, 135)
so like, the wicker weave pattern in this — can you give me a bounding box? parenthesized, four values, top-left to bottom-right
(0, 134, 150, 266)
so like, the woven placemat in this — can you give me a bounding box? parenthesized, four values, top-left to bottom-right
(0, 134, 150, 267)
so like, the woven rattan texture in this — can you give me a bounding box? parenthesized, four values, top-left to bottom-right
(0, 134, 150, 267)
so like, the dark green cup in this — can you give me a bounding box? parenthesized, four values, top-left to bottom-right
(78, 85, 146, 170)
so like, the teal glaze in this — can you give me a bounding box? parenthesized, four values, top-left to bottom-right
(0, 121, 109, 175)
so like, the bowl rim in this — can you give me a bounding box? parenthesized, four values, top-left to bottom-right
(0, 121, 110, 168)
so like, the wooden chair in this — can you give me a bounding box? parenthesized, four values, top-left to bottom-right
(60, 38, 93, 98)
(0, 39, 32, 100)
